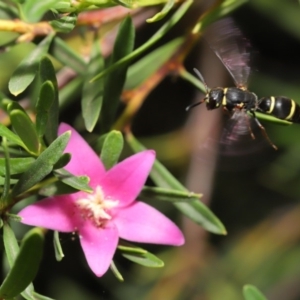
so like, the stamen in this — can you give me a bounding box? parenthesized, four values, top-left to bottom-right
(76, 186, 118, 226)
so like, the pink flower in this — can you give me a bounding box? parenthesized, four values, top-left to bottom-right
(18, 123, 184, 277)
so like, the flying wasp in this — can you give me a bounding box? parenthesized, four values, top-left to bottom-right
(187, 18, 300, 150)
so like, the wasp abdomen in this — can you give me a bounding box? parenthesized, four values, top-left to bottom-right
(258, 96, 300, 123)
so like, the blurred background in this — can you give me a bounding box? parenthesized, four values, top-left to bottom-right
(3, 0, 300, 299)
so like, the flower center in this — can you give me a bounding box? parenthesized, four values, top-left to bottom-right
(76, 186, 118, 227)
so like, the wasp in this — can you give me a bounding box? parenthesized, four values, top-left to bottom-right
(187, 18, 300, 150)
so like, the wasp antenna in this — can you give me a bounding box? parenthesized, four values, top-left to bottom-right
(186, 100, 203, 111)
(193, 68, 209, 93)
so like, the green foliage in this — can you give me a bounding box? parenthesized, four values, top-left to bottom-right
(126, 132, 227, 235)
(100, 130, 124, 169)
(2, 0, 299, 298)
(82, 35, 104, 132)
(2, 224, 43, 299)
(100, 15, 135, 132)
(8, 34, 54, 96)
(243, 285, 268, 300)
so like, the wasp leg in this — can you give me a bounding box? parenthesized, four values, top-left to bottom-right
(244, 111, 255, 140)
(250, 111, 278, 150)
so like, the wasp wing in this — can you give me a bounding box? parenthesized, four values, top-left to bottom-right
(205, 18, 251, 89)
(219, 109, 269, 157)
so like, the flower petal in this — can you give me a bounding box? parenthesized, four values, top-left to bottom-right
(114, 201, 185, 246)
(18, 195, 78, 232)
(100, 150, 155, 207)
(58, 123, 105, 187)
(79, 220, 119, 277)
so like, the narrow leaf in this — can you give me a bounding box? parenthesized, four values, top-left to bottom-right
(125, 37, 184, 90)
(0, 158, 34, 176)
(243, 285, 268, 300)
(50, 37, 86, 75)
(110, 261, 124, 281)
(9, 34, 54, 96)
(11, 131, 70, 197)
(1, 138, 10, 204)
(39, 57, 59, 144)
(53, 231, 64, 261)
(82, 36, 104, 132)
(122, 251, 164, 268)
(22, 0, 59, 22)
(3, 223, 19, 266)
(0, 124, 26, 149)
(32, 292, 55, 300)
(193, 0, 248, 33)
(53, 168, 93, 193)
(126, 131, 227, 235)
(91, 0, 192, 82)
(50, 13, 78, 33)
(100, 16, 135, 132)
(3, 223, 35, 300)
(100, 130, 124, 170)
(254, 111, 292, 126)
(146, 0, 175, 23)
(140, 186, 202, 202)
(118, 245, 147, 255)
(53, 153, 71, 169)
(8, 102, 40, 155)
(0, 227, 44, 299)
(36, 81, 55, 138)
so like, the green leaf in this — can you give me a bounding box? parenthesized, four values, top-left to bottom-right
(11, 131, 71, 197)
(0, 138, 11, 206)
(9, 34, 54, 96)
(146, 0, 175, 23)
(59, 77, 83, 111)
(179, 68, 206, 94)
(8, 102, 40, 155)
(122, 251, 164, 268)
(3, 223, 19, 267)
(50, 13, 78, 33)
(53, 168, 93, 193)
(140, 186, 202, 202)
(38, 181, 78, 197)
(0, 2, 18, 18)
(1, 226, 43, 299)
(0, 177, 18, 185)
(118, 244, 147, 255)
(125, 37, 184, 90)
(91, 0, 192, 82)
(50, 37, 86, 75)
(243, 285, 268, 300)
(193, 0, 248, 33)
(38, 57, 59, 144)
(100, 130, 124, 170)
(53, 231, 64, 261)
(110, 261, 124, 282)
(82, 36, 104, 132)
(2, 225, 35, 300)
(32, 292, 55, 300)
(21, 0, 59, 22)
(126, 132, 227, 235)
(100, 16, 135, 132)
(0, 124, 26, 149)
(53, 153, 71, 169)
(36, 81, 55, 138)
(0, 158, 34, 176)
(254, 111, 292, 126)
